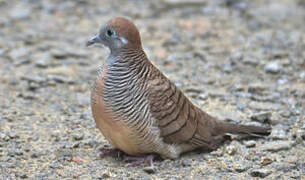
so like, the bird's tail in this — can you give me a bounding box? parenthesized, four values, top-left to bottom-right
(222, 122, 271, 137)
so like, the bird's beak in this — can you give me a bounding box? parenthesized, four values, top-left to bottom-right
(86, 35, 102, 47)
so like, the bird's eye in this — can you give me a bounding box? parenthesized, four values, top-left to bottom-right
(106, 29, 115, 37)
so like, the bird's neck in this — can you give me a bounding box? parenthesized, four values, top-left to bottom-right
(108, 48, 147, 67)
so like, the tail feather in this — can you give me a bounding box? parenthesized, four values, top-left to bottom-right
(222, 122, 271, 137)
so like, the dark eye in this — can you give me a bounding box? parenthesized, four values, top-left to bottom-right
(106, 29, 115, 37)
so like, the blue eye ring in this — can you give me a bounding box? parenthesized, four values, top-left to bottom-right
(106, 29, 115, 37)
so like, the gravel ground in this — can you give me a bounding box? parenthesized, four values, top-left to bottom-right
(0, 0, 305, 179)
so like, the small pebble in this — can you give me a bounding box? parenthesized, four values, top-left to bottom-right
(73, 133, 84, 141)
(260, 141, 292, 152)
(9, 3, 31, 20)
(299, 71, 305, 79)
(290, 170, 300, 179)
(0, 132, 10, 141)
(47, 75, 75, 84)
(8, 149, 23, 156)
(242, 57, 259, 66)
(13, 58, 31, 66)
(15, 172, 28, 179)
(250, 168, 271, 178)
(243, 140, 256, 148)
(143, 166, 156, 174)
(35, 59, 50, 68)
(101, 171, 112, 178)
(250, 112, 272, 123)
(198, 93, 208, 100)
(233, 162, 250, 173)
(21, 75, 47, 84)
(270, 125, 287, 140)
(31, 152, 40, 158)
(260, 157, 273, 166)
(181, 159, 191, 167)
(248, 101, 280, 111)
(226, 145, 237, 155)
(56, 149, 73, 162)
(49, 162, 61, 169)
(28, 82, 40, 90)
(264, 61, 282, 74)
(222, 63, 233, 73)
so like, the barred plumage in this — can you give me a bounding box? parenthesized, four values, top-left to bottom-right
(88, 17, 271, 160)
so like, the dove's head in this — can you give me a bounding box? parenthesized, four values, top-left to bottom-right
(87, 17, 142, 52)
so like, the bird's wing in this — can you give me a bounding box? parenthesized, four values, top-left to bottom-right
(147, 66, 208, 145)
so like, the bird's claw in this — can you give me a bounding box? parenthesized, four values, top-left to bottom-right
(124, 154, 155, 167)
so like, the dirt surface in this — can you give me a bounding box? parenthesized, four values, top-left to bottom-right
(1, 0, 305, 179)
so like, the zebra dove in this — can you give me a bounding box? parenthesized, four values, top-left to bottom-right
(87, 17, 271, 165)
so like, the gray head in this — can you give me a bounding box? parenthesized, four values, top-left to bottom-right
(87, 17, 142, 52)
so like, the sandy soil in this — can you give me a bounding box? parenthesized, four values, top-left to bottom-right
(0, 0, 305, 179)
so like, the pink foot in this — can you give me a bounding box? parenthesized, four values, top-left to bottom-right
(124, 154, 156, 167)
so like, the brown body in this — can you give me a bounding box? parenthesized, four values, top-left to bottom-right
(89, 17, 271, 159)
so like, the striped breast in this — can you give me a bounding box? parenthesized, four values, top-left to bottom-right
(92, 50, 161, 155)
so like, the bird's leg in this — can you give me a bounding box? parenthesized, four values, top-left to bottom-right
(98, 147, 123, 158)
(124, 154, 156, 167)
